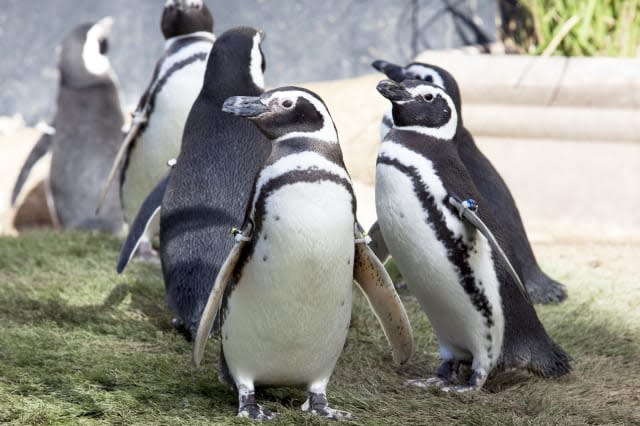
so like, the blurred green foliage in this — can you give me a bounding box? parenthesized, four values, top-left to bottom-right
(502, 0, 640, 56)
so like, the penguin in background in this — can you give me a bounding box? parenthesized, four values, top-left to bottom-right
(192, 86, 412, 420)
(98, 0, 215, 260)
(116, 27, 272, 341)
(12, 17, 124, 234)
(374, 78, 571, 391)
(369, 59, 567, 304)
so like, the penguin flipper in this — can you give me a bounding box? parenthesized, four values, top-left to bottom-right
(353, 237, 413, 365)
(11, 132, 54, 206)
(96, 109, 148, 214)
(367, 221, 391, 263)
(192, 230, 251, 367)
(448, 196, 531, 304)
(116, 171, 170, 273)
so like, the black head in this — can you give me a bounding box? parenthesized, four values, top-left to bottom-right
(372, 59, 462, 119)
(222, 86, 338, 143)
(161, 0, 214, 39)
(376, 79, 458, 140)
(58, 17, 115, 88)
(202, 27, 266, 95)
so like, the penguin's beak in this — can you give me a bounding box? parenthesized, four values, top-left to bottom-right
(372, 60, 407, 82)
(376, 80, 411, 102)
(222, 96, 270, 118)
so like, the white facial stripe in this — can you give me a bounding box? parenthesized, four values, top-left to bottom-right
(82, 18, 112, 76)
(164, 31, 215, 49)
(378, 140, 466, 240)
(407, 65, 445, 89)
(252, 151, 351, 212)
(268, 90, 338, 144)
(249, 32, 265, 90)
(397, 85, 458, 140)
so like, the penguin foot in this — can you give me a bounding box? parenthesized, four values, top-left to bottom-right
(440, 367, 487, 392)
(437, 359, 461, 383)
(404, 377, 448, 388)
(171, 318, 193, 342)
(526, 276, 567, 304)
(133, 241, 160, 264)
(238, 392, 276, 420)
(301, 392, 353, 421)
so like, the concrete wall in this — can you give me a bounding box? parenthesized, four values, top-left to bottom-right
(0, 0, 496, 123)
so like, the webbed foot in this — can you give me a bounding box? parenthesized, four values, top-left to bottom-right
(133, 240, 160, 264)
(302, 392, 353, 421)
(238, 392, 276, 420)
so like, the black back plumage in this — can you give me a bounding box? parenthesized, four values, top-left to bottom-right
(375, 60, 567, 304)
(159, 27, 271, 340)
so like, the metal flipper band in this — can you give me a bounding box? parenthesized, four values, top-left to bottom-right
(354, 224, 372, 244)
(231, 222, 253, 243)
(131, 108, 149, 126)
(448, 196, 531, 303)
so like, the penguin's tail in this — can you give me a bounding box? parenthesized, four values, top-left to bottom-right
(522, 265, 568, 305)
(527, 339, 572, 378)
(500, 330, 572, 378)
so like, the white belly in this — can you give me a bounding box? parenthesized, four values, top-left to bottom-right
(122, 60, 207, 224)
(376, 163, 503, 365)
(222, 181, 355, 387)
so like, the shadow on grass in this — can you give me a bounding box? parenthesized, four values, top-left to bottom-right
(336, 293, 639, 397)
(0, 268, 174, 338)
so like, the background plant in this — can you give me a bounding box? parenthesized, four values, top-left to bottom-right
(500, 0, 640, 56)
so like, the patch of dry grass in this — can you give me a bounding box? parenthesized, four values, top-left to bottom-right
(0, 231, 638, 424)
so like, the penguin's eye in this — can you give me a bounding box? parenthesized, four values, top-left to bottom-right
(423, 93, 434, 102)
(99, 38, 108, 55)
(282, 99, 293, 109)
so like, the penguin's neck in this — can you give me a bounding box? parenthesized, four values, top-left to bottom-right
(165, 31, 215, 50)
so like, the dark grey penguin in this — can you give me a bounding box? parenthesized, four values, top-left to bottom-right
(12, 17, 124, 233)
(98, 0, 216, 260)
(369, 59, 567, 304)
(192, 86, 412, 420)
(375, 78, 570, 391)
(116, 27, 271, 341)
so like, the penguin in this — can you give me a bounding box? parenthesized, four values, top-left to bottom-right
(12, 17, 124, 233)
(368, 59, 567, 304)
(191, 86, 413, 420)
(374, 78, 571, 391)
(98, 0, 215, 260)
(116, 27, 272, 341)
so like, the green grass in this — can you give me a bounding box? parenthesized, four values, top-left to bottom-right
(502, 0, 640, 57)
(0, 231, 638, 425)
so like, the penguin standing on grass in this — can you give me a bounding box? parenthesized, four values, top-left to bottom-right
(99, 0, 215, 259)
(192, 86, 412, 420)
(369, 59, 567, 304)
(117, 27, 272, 341)
(12, 17, 124, 234)
(374, 78, 570, 391)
